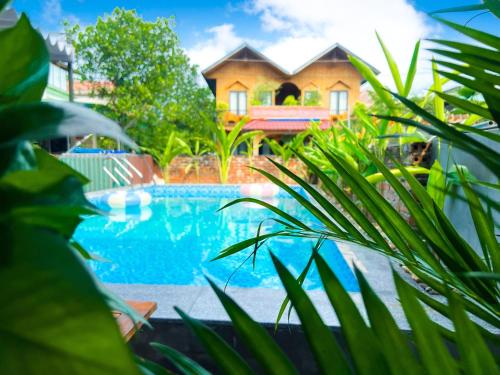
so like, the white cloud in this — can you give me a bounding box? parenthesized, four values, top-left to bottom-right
(187, 24, 244, 70)
(188, 0, 439, 93)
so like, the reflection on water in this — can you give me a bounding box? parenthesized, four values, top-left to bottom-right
(74, 197, 358, 291)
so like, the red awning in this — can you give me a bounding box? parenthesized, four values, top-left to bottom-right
(244, 119, 330, 132)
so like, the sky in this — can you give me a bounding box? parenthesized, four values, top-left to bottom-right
(12, 0, 498, 93)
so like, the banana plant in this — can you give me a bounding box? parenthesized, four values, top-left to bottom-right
(240, 133, 261, 174)
(183, 137, 211, 182)
(211, 121, 261, 183)
(142, 132, 190, 182)
(265, 132, 308, 180)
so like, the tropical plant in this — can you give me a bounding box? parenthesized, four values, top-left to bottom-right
(143, 132, 190, 182)
(183, 137, 211, 182)
(302, 118, 428, 185)
(265, 131, 308, 169)
(211, 121, 261, 183)
(240, 133, 262, 174)
(148, 251, 498, 374)
(0, 9, 144, 374)
(214, 5, 500, 332)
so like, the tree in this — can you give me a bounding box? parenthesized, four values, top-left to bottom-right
(66, 8, 216, 151)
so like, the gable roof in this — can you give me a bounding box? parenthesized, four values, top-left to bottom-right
(202, 42, 379, 79)
(202, 43, 289, 77)
(292, 43, 380, 75)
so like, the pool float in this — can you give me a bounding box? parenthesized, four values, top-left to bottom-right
(109, 206, 153, 222)
(104, 190, 152, 209)
(240, 183, 279, 198)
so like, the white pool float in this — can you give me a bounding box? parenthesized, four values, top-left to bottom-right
(240, 183, 279, 198)
(109, 206, 153, 222)
(105, 190, 152, 209)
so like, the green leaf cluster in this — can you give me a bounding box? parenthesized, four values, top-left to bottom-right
(0, 10, 142, 374)
(66, 8, 216, 152)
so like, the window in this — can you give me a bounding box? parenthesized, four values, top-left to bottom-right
(330, 90, 348, 114)
(48, 63, 68, 92)
(258, 91, 272, 106)
(229, 91, 247, 115)
(304, 90, 320, 106)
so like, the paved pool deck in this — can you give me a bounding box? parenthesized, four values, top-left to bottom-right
(107, 241, 452, 331)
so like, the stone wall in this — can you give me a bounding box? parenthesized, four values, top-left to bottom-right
(165, 155, 306, 184)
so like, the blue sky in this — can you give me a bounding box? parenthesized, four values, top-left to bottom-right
(12, 1, 498, 92)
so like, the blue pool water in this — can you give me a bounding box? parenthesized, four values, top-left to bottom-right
(75, 185, 359, 291)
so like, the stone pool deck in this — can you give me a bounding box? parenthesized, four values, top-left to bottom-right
(107, 242, 450, 331)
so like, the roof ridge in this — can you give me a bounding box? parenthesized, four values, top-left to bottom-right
(202, 42, 379, 77)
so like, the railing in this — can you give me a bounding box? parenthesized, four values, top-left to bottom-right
(58, 153, 156, 192)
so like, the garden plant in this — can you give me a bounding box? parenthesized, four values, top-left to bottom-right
(1, 1, 498, 374)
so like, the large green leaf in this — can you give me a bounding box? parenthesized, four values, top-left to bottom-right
(376, 32, 404, 95)
(0, 226, 140, 374)
(0, 1, 11, 12)
(348, 55, 395, 110)
(431, 60, 445, 121)
(266, 157, 366, 242)
(173, 308, 253, 375)
(207, 278, 298, 375)
(295, 151, 391, 252)
(428, 40, 500, 64)
(458, 171, 500, 273)
(393, 271, 459, 375)
(0, 14, 48, 106)
(151, 344, 211, 375)
(0, 102, 135, 148)
(432, 17, 500, 49)
(270, 253, 352, 374)
(448, 291, 499, 374)
(0, 141, 37, 177)
(315, 254, 389, 375)
(433, 91, 493, 120)
(427, 160, 446, 210)
(429, 3, 488, 14)
(404, 40, 420, 96)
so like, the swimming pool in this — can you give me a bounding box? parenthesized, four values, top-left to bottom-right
(75, 185, 359, 291)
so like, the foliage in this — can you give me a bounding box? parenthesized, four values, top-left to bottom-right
(282, 95, 299, 106)
(240, 134, 262, 174)
(0, 9, 142, 374)
(151, 252, 498, 374)
(265, 132, 308, 168)
(215, 8, 500, 333)
(143, 132, 190, 182)
(302, 116, 428, 185)
(65, 8, 216, 151)
(211, 121, 261, 183)
(146, 9, 500, 366)
(183, 137, 212, 182)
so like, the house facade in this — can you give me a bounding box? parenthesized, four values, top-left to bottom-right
(202, 43, 379, 143)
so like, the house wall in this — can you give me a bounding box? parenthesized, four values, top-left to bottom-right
(205, 60, 363, 112)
